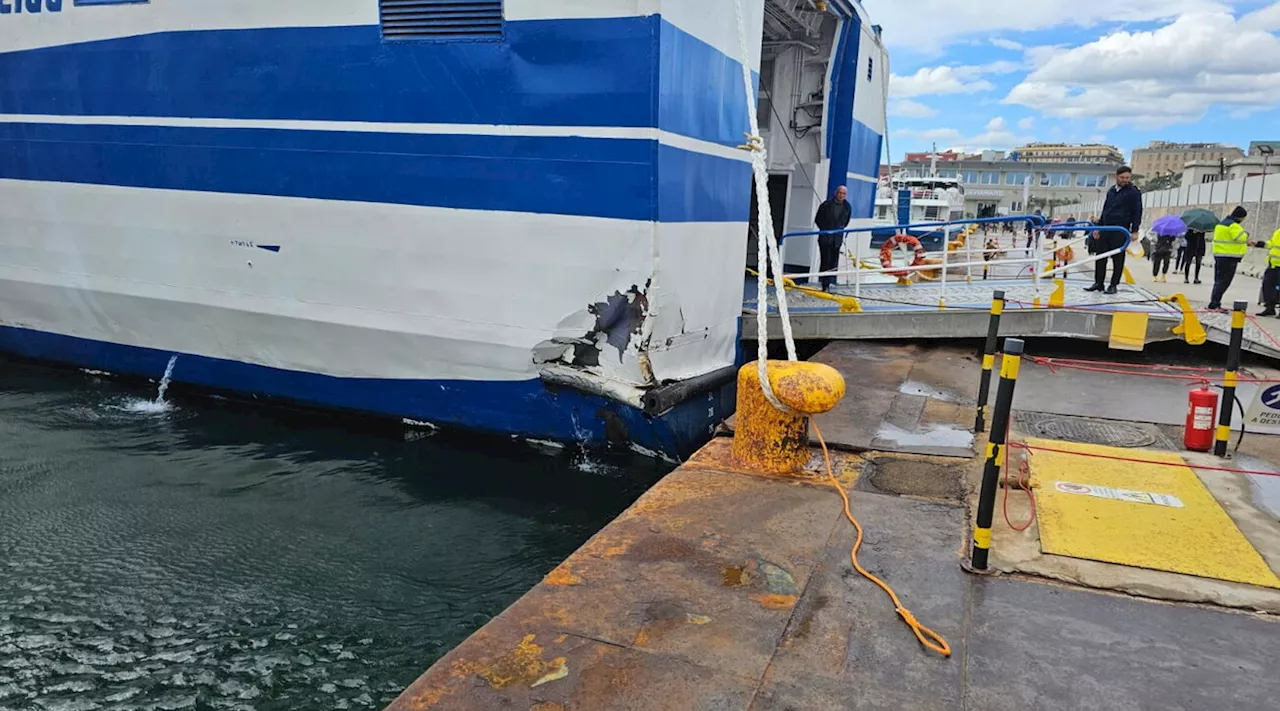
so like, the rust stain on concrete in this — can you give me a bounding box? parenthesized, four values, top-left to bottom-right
(543, 563, 583, 587)
(751, 593, 799, 610)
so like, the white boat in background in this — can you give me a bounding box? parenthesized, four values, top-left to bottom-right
(873, 169, 967, 249)
(0, 0, 888, 458)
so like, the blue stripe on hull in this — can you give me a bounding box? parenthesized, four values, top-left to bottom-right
(0, 325, 734, 459)
(844, 180, 878, 221)
(0, 18, 751, 149)
(0, 122, 749, 222)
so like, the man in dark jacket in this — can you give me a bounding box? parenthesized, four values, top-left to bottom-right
(815, 186, 852, 291)
(1088, 166, 1143, 294)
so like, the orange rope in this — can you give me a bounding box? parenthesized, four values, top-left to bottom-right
(1002, 419, 1036, 532)
(812, 421, 952, 657)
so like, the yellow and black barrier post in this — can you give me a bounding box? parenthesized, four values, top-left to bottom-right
(1215, 301, 1247, 457)
(970, 337, 1024, 571)
(974, 290, 1005, 433)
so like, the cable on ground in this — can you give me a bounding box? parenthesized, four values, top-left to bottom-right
(813, 421, 952, 657)
(1001, 417, 1036, 532)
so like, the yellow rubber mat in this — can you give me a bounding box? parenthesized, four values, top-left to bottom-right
(1027, 438, 1280, 589)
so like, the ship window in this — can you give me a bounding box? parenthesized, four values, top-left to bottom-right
(867, 57, 874, 81)
(380, 0, 504, 40)
(924, 206, 941, 219)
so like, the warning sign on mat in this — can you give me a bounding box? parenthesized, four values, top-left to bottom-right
(1243, 384, 1280, 430)
(1053, 481, 1185, 508)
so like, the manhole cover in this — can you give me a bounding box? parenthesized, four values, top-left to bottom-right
(1020, 414, 1160, 448)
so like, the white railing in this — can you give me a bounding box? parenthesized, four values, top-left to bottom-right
(785, 228, 1126, 308)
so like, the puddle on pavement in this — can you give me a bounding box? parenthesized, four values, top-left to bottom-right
(875, 422, 975, 450)
(1233, 456, 1280, 519)
(1250, 477, 1280, 520)
(1215, 454, 1280, 520)
(898, 380, 962, 403)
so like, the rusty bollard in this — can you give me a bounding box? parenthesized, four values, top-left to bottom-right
(732, 361, 846, 474)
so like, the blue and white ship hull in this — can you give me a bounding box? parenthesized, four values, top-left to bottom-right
(0, 0, 886, 458)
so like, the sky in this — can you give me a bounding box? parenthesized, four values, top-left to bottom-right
(872, 0, 1280, 163)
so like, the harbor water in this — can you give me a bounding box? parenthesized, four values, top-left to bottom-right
(0, 358, 668, 710)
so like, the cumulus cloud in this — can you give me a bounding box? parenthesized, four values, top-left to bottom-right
(1017, 117, 1036, 130)
(889, 61, 1019, 99)
(1243, 2, 1280, 30)
(894, 117, 1035, 154)
(873, 0, 1233, 50)
(888, 100, 939, 119)
(1004, 8, 1280, 129)
(991, 38, 1025, 51)
(890, 66, 994, 98)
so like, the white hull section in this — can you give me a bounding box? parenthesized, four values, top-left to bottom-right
(0, 179, 740, 387)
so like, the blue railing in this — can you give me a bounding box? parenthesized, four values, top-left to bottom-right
(778, 215, 1051, 246)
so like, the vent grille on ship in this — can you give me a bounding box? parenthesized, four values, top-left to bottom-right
(379, 0, 504, 40)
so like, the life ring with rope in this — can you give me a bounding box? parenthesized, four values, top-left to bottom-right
(879, 234, 928, 278)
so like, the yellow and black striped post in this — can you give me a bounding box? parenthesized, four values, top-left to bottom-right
(970, 337, 1024, 571)
(974, 290, 1006, 433)
(1215, 301, 1247, 457)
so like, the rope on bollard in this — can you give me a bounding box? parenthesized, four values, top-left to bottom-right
(813, 421, 952, 658)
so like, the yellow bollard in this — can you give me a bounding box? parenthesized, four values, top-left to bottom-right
(732, 361, 846, 474)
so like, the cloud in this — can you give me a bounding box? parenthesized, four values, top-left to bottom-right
(1244, 2, 1280, 30)
(873, 0, 1233, 50)
(888, 61, 1020, 99)
(1004, 9, 1280, 129)
(893, 116, 1035, 154)
(890, 66, 994, 98)
(888, 99, 939, 119)
(1017, 117, 1035, 130)
(991, 38, 1025, 51)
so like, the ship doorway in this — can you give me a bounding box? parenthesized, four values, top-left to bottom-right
(747, 174, 790, 277)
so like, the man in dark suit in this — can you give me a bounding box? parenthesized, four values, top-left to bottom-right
(1088, 166, 1143, 295)
(815, 186, 852, 291)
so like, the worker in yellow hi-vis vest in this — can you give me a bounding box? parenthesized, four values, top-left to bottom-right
(1260, 227, 1280, 318)
(1207, 206, 1251, 312)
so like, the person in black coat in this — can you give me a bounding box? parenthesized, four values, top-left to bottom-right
(1184, 229, 1206, 284)
(815, 186, 852, 291)
(1088, 166, 1143, 294)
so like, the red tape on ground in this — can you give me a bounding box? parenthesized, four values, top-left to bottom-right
(1011, 442, 1280, 479)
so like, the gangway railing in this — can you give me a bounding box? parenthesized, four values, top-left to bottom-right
(767, 217, 1134, 309)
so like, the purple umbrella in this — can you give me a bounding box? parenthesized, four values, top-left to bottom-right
(1151, 214, 1188, 237)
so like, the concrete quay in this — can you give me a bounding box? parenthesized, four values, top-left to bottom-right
(386, 340, 1280, 711)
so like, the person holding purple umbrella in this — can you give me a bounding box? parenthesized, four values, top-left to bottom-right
(1149, 215, 1187, 284)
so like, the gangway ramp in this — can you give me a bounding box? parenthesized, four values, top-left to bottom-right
(742, 279, 1280, 361)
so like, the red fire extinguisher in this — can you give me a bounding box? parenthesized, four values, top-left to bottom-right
(1185, 384, 1219, 452)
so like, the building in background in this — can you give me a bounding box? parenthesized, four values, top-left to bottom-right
(903, 149, 962, 163)
(896, 156, 1114, 218)
(1130, 141, 1244, 184)
(1011, 143, 1124, 165)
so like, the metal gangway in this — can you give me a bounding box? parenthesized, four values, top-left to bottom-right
(741, 216, 1278, 359)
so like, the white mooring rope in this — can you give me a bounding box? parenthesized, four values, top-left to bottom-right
(734, 0, 799, 414)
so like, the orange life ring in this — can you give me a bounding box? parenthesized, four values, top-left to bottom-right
(879, 234, 928, 277)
